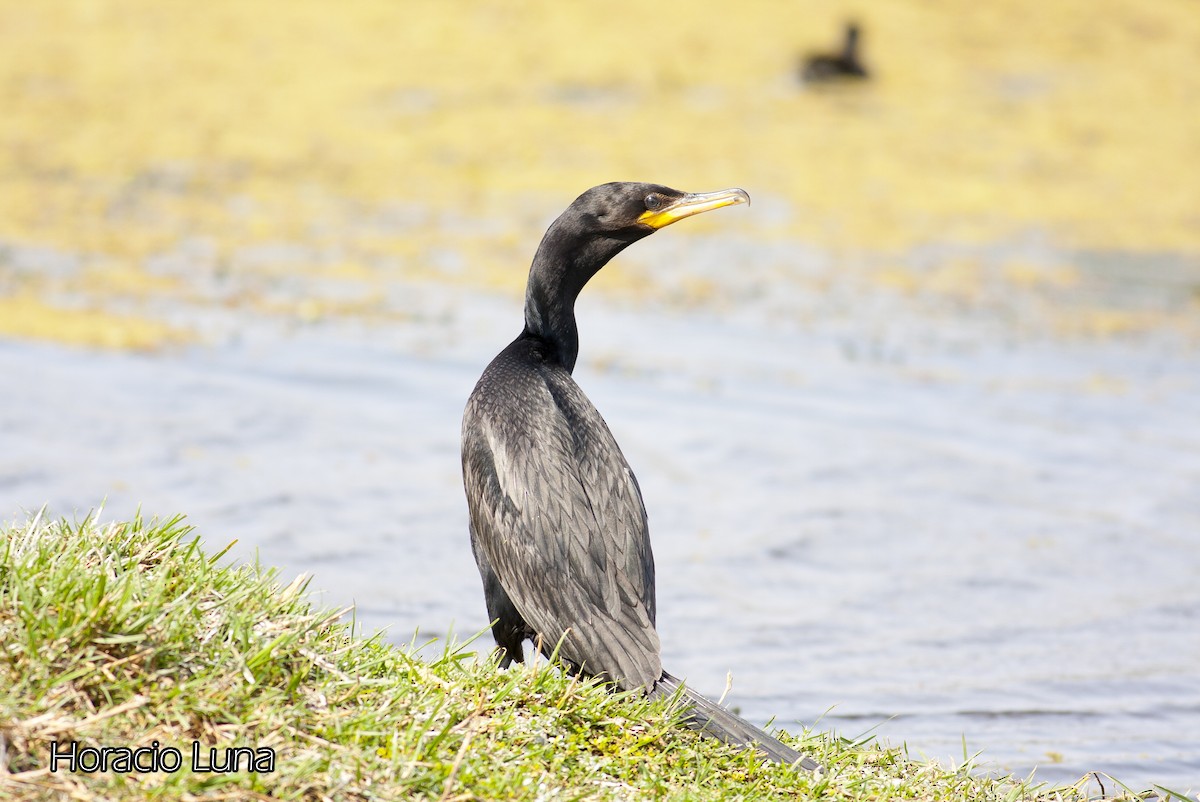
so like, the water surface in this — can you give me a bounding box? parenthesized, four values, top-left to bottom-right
(3, 258, 1197, 794)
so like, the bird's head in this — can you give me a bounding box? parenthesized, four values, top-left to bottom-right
(525, 181, 750, 369)
(561, 182, 751, 241)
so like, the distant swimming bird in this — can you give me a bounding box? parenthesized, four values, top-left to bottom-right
(801, 23, 870, 83)
(461, 182, 820, 768)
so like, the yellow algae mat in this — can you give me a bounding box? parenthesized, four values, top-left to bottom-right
(1, 1, 1198, 347)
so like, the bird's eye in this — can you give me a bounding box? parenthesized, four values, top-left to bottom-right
(644, 193, 663, 211)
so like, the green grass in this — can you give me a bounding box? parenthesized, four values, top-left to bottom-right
(0, 514, 1175, 800)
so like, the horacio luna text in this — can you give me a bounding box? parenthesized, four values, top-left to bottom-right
(49, 740, 276, 774)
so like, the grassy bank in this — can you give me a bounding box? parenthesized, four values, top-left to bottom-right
(0, 515, 1167, 800)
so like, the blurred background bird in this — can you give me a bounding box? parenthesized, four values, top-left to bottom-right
(801, 22, 870, 83)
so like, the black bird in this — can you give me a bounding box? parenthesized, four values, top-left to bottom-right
(461, 182, 819, 769)
(801, 23, 870, 83)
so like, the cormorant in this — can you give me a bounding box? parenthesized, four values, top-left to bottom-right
(801, 23, 870, 83)
(461, 182, 819, 769)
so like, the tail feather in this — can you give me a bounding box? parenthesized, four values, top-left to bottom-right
(655, 671, 821, 771)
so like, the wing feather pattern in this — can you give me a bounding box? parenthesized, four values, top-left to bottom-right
(462, 340, 660, 690)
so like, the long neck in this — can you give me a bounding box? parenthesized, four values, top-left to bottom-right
(522, 222, 638, 373)
(843, 27, 860, 60)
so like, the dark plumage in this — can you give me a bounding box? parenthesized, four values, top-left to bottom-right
(801, 23, 870, 83)
(461, 182, 820, 769)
